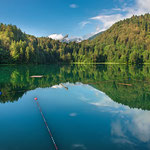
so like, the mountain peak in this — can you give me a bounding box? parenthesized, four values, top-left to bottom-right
(48, 33, 83, 43)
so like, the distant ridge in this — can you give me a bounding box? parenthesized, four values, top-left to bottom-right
(88, 31, 104, 40)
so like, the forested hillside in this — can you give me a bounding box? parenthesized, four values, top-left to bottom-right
(0, 24, 79, 64)
(0, 13, 150, 64)
(90, 13, 150, 64)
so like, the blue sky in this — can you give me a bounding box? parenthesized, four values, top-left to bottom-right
(0, 0, 150, 39)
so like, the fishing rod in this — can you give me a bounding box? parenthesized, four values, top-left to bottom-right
(34, 97, 58, 150)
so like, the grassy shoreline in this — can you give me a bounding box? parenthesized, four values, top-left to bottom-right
(72, 62, 126, 65)
(1, 62, 150, 65)
(72, 62, 150, 65)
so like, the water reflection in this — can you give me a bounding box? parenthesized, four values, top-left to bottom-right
(61, 83, 150, 149)
(0, 64, 150, 110)
(111, 109, 150, 144)
(0, 78, 150, 149)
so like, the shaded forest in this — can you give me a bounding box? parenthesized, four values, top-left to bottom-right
(0, 14, 150, 64)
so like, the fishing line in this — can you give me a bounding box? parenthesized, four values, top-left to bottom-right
(34, 98, 58, 150)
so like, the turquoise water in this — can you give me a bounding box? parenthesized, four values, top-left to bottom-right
(0, 65, 150, 150)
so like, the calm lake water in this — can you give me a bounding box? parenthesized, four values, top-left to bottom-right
(0, 64, 150, 150)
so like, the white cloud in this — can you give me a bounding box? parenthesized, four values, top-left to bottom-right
(72, 144, 87, 150)
(111, 109, 150, 143)
(111, 120, 126, 138)
(69, 113, 77, 117)
(89, 0, 150, 33)
(70, 4, 78, 8)
(51, 85, 63, 89)
(91, 14, 124, 32)
(127, 110, 150, 142)
(112, 138, 135, 145)
(48, 34, 64, 40)
(112, 8, 122, 11)
(80, 21, 91, 28)
(136, 0, 150, 11)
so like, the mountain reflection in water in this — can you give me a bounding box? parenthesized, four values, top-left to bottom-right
(0, 64, 150, 150)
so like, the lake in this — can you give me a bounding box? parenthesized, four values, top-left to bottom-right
(0, 64, 150, 150)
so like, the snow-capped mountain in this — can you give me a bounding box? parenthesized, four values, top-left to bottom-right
(48, 32, 103, 43)
(48, 34, 83, 43)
